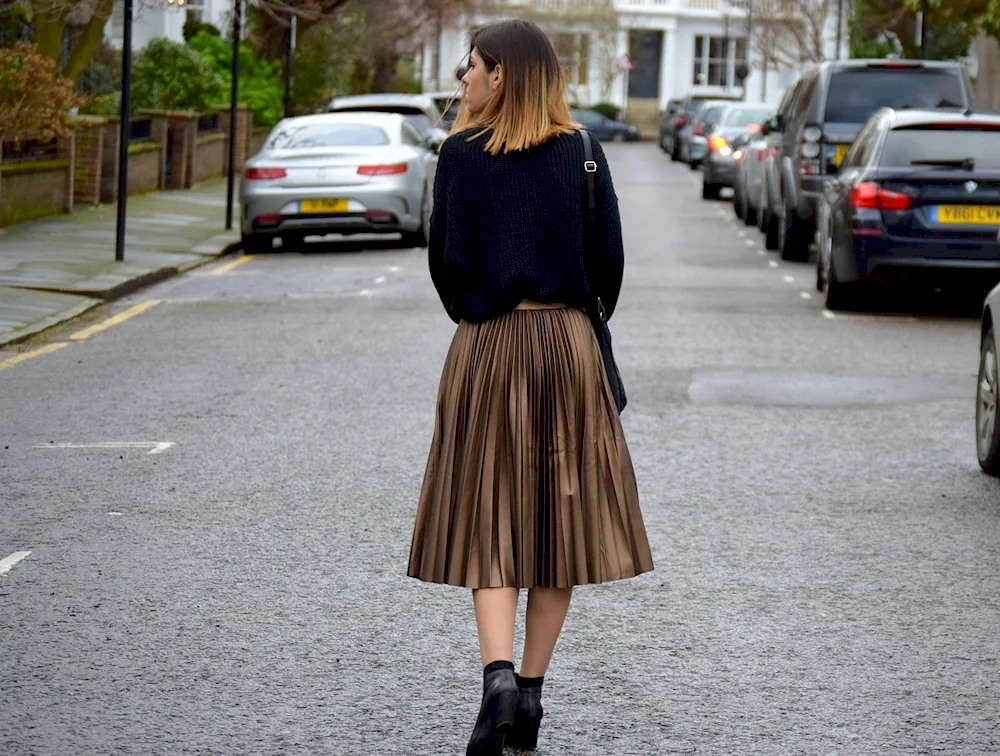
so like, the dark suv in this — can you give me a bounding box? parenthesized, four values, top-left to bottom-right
(761, 59, 975, 261)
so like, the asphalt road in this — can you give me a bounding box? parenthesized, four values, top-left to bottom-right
(2, 144, 998, 755)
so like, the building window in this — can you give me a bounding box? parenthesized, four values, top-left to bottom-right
(693, 34, 747, 86)
(554, 32, 591, 87)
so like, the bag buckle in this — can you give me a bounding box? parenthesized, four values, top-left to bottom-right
(584, 160, 597, 173)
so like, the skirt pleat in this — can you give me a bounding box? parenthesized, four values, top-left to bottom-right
(408, 305, 653, 589)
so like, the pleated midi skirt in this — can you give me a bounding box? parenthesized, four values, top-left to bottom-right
(407, 302, 654, 589)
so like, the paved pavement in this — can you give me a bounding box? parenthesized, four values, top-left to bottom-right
(2, 144, 999, 755)
(0, 181, 239, 347)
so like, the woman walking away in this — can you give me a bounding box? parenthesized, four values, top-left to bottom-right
(407, 18, 654, 756)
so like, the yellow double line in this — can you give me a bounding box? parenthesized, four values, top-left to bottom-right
(1, 254, 251, 374)
(0, 299, 163, 373)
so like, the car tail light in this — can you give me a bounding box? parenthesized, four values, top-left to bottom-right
(868, 61, 922, 69)
(693, 123, 704, 137)
(674, 116, 685, 129)
(358, 163, 408, 176)
(708, 136, 730, 154)
(244, 167, 287, 180)
(253, 214, 281, 228)
(850, 181, 911, 210)
(746, 122, 761, 133)
(756, 150, 766, 162)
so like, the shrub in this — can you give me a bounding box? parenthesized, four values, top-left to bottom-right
(0, 42, 82, 144)
(188, 30, 283, 127)
(590, 102, 620, 121)
(131, 37, 225, 113)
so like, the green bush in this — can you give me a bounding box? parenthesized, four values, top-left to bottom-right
(188, 30, 283, 127)
(131, 37, 225, 113)
(590, 102, 620, 121)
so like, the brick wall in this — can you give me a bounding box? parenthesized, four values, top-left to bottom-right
(192, 133, 226, 183)
(0, 159, 71, 226)
(73, 122, 104, 205)
(128, 144, 162, 195)
(219, 106, 252, 174)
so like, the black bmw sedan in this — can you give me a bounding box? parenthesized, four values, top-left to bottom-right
(816, 109, 1000, 310)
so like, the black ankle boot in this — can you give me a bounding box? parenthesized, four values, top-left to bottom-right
(506, 674, 544, 751)
(466, 661, 518, 756)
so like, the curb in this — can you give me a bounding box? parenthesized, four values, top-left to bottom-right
(0, 234, 242, 349)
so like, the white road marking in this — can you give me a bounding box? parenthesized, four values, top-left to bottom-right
(0, 551, 31, 576)
(374, 276, 387, 284)
(800, 292, 813, 300)
(768, 261, 779, 269)
(32, 442, 174, 455)
(757, 249, 766, 256)
(822, 310, 836, 319)
(745, 239, 757, 247)
(388, 266, 400, 273)
(738, 230, 746, 237)
(783, 275, 796, 283)
(359, 289, 374, 297)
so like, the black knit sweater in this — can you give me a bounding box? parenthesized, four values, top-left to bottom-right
(427, 128, 624, 325)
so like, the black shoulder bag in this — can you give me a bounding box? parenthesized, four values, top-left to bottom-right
(579, 129, 628, 414)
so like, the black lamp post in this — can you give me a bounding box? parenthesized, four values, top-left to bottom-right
(114, 0, 134, 262)
(225, 0, 242, 231)
(284, 11, 296, 118)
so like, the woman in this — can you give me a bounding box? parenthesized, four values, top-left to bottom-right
(407, 18, 654, 756)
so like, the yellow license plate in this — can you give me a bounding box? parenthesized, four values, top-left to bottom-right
(934, 205, 1000, 225)
(301, 198, 348, 214)
(833, 144, 850, 165)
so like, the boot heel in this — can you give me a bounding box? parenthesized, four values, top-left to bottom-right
(495, 688, 518, 729)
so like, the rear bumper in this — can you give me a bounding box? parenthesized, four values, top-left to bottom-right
(838, 235, 1000, 283)
(240, 185, 421, 236)
(703, 155, 737, 186)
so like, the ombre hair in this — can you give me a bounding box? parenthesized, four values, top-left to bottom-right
(451, 19, 578, 155)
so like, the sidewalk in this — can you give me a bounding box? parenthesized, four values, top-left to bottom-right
(0, 179, 241, 348)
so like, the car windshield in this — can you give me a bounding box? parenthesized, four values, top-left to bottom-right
(265, 123, 389, 150)
(823, 68, 965, 123)
(724, 107, 771, 127)
(699, 106, 725, 125)
(880, 126, 1000, 170)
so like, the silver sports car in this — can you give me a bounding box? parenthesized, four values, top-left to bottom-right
(240, 112, 435, 253)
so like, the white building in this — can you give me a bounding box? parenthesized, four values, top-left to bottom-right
(107, 0, 231, 51)
(421, 0, 849, 131)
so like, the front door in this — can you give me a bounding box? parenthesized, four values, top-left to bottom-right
(628, 30, 662, 100)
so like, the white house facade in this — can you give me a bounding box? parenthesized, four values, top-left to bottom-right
(421, 0, 848, 130)
(107, 0, 232, 51)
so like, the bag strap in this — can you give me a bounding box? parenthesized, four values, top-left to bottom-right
(579, 129, 606, 321)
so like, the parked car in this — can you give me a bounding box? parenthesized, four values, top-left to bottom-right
(760, 59, 976, 262)
(816, 109, 1000, 310)
(977, 282, 1000, 474)
(328, 93, 449, 150)
(657, 98, 683, 152)
(681, 100, 733, 169)
(240, 112, 435, 254)
(735, 130, 771, 225)
(701, 103, 772, 199)
(662, 92, 742, 161)
(571, 108, 640, 142)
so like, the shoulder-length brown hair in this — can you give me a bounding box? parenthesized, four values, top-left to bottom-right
(451, 19, 578, 155)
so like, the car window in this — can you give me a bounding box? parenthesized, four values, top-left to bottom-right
(724, 107, 772, 127)
(791, 74, 818, 121)
(700, 106, 725, 126)
(843, 119, 879, 167)
(880, 125, 1000, 169)
(400, 123, 423, 147)
(573, 110, 604, 127)
(824, 68, 966, 123)
(265, 123, 389, 150)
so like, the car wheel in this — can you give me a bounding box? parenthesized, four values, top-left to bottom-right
(689, 159, 700, 171)
(670, 142, 681, 161)
(702, 180, 721, 200)
(402, 190, 430, 248)
(764, 208, 781, 250)
(824, 255, 865, 311)
(241, 232, 273, 255)
(612, 131, 626, 143)
(977, 328, 1000, 475)
(744, 202, 758, 227)
(780, 200, 811, 262)
(733, 185, 745, 219)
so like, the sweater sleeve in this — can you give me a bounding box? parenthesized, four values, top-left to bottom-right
(427, 137, 464, 323)
(591, 138, 625, 320)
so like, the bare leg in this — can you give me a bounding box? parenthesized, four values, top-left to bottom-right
(520, 588, 573, 677)
(473, 587, 519, 666)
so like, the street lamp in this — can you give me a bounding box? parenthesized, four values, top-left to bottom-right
(114, 0, 134, 262)
(225, 0, 242, 231)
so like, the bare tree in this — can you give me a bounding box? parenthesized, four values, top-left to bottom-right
(750, 0, 831, 71)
